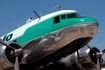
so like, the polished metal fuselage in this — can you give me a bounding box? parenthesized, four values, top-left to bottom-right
(22, 22, 98, 65)
(0, 22, 98, 70)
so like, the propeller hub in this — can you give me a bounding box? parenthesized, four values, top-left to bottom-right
(96, 52, 104, 58)
(14, 48, 23, 56)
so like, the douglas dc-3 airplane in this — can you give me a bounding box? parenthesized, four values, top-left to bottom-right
(0, 5, 105, 70)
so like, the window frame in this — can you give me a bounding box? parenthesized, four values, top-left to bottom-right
(67, 13, 79, 19)
(61, 14, 66, 19)
(53, 16, 60, 24)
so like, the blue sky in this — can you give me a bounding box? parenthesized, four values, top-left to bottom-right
(0, 0, 105, 56)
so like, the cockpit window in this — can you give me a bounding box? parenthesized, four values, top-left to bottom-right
(61, 15, 66, 19)
(54, 16, 60, 24)
(67, 13, 79, 18)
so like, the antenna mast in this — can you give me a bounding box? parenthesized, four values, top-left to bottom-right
(33, 11, 41, 19)
(51, 5, 62, 11)
(58, 5, 62, 10)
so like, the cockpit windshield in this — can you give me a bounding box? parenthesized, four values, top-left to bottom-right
(67, 13, 79, 18)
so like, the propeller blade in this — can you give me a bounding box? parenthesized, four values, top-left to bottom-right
(14, 56, 20, 70)
(97, 58, 101, 70)
(0, 38, 14, 49)
(102, 49, 105, 53)
(86, 44, 97, 53)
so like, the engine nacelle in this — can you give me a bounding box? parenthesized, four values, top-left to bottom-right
(0, 42, 23, 70)
(60, 47, 101, 70)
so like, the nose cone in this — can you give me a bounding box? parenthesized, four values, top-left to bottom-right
(75, 17, 99, 37)
(79, 17, 98, 23)
(80, 22, 99, 38)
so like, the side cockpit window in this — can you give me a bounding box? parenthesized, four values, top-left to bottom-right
(61, 15, 66, 19)
(67, 13, 79, 18)
(54, 16, 60, 24)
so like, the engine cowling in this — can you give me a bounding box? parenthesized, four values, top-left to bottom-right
(60, 47, 101, 70)
(0, 42, 23, 70)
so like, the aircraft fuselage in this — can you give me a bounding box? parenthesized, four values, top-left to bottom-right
(0, 10, 99, 69)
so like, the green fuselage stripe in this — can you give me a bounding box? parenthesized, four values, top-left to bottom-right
(13, 16, 98, 45)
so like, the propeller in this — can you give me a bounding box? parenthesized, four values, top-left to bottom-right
(15, 56, 19, 70)
(102, 49, 105, 53)
(0, 38, 32, 70)
(86, 44, 104, 70)
(0, 38, 14, 49)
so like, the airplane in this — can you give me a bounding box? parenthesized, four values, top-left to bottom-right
(0, 5, 104, 70)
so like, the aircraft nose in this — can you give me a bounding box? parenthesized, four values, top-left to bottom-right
(95, 22, 99, 26)
(81, 22, 99, 37)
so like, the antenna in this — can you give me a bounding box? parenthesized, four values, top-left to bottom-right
(51, 5, 62, 11)
(33, 11, 41, 19)
(39, 12, 42, 17)
(17, 23, 20, 27)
